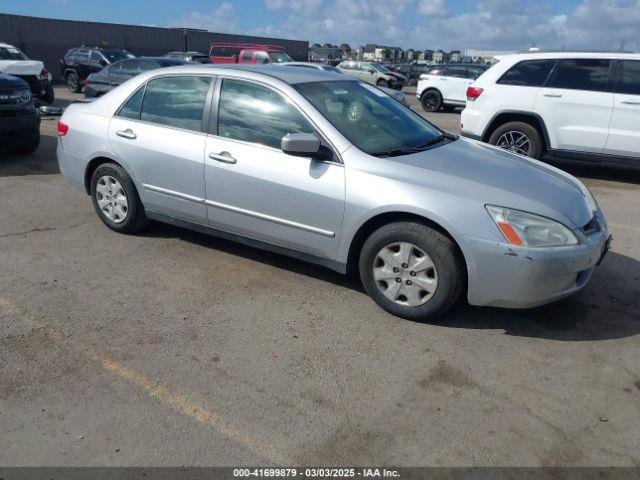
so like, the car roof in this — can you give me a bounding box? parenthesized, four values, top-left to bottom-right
(154, 63, 350, 84)
(434, 63, 489, 68)
(0, 42, 17, 49)
(496, 51, 640, 61)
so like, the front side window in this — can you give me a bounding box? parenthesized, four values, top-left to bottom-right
(270, 52, 293, 63)
(548, 59, 611, 92)
(498, 60, 556, 87)
(445, 66, 466, 78)
(254, 51, 270, 64)
(90, 51, 103, 63)
(217, 78, 315, 149)
(139, 76, 211, 132)
(295, 80, 442, 156)
(240, 51, 254, 63)
(119, 60, 139, 75)
(616, 60, 640, 96)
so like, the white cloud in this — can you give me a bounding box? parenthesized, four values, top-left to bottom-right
(177, 0, 640, 52)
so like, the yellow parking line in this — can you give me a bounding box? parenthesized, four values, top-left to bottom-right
(0, 297, 285, 465)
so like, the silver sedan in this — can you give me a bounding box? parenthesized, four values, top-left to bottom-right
(57, 64, 611, 320)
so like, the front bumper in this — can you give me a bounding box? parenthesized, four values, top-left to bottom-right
(464, 226, 611, 308)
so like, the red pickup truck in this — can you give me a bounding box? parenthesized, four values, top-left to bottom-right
(209, 43, 294, 64)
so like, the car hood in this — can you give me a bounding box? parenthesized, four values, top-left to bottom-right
(387, 71, 407, 81)
(0, 60, 44, 76)
(392, 138, 596, 229)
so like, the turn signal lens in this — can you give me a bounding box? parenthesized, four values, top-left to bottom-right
(57, 121, 69, 136)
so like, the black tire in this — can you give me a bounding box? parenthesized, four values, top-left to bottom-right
(42, 85, 55, 105)
(359, 222, 465, 321)
(8, 131, 40, 155)
(376, 79, 388, 88)
(421, 89, 442, 112)
(488, 121, 543, 159)
(90, 163, 148, 234)
(66, 71, 81, 93)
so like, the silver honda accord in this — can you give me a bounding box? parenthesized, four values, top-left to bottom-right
(57, 64, 611, 320)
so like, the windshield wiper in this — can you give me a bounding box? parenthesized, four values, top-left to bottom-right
(372, 147, 425, 158)
(417, 132, 458, 149)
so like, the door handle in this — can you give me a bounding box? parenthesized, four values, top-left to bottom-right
(116, 129, 137, 140)
(621, 100, 640, 105)
(209, 151, 237, 164)
(543, 93, 562, 98)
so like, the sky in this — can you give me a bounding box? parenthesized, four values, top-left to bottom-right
(2, 0, 639, 52)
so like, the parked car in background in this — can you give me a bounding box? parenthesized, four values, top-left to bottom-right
(391, 63, 436, 86)
(60, 47, 135, 93)
(417, 63, 489, 112)
(57, 64, 609, 321)
(209, 43, 293, 64)
(0, 73, 40, 154)
(337, 61, 406, 90)
(166, 51, 211, 63)
(461, 51, 640, 164)
(84, 57, 189, 98)
(0, 42, 54, 104)
(281, 61, 406, 103)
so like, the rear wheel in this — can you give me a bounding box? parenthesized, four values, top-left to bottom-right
(90, 163, 148, 234)
(376, 79, 388, 88)
(421, 89, 442, 112)
(66, 72, 81, 93)
(359, 222, 465, 321)
(488, 121, 543, 159)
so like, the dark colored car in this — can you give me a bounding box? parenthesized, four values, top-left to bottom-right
(60, 47, 135, 93)
(391, 64, 437, 86)
(166, 51, 211, 63)
(84, 57, 189, 98)
(0, 73, 40, 154)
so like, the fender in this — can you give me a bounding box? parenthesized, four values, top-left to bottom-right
(482, 109, 551, 147)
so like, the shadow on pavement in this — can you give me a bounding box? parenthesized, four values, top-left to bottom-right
(543, 156, 640, 185)
(0, 132, 59, 177)
(141, 221, 640, 342)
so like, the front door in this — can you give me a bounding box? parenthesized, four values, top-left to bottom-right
(534, 58, 614, 153)
(604, 59, 640, 158)
(204, 78, 345, 259)
(108, 75, 213, 223)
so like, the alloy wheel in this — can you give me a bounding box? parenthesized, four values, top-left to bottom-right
(496, 131, 531, 156)
(373, 242, 438, 307)
(96, 175, 128, 223)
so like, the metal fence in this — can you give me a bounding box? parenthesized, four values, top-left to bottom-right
(0, 13, 309, 82)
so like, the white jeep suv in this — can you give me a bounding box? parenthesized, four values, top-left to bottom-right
(461, 52, 640, 164)
(416, 64, 489, 112)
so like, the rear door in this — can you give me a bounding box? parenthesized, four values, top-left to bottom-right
(108, 75, 214, 223)
(534, 58, 614, 153)
(441, 65, 470, 103)
(604, 59, 640, 158)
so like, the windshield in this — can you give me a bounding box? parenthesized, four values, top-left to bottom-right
(102, 49, 134, 63)
(270, 52, 293, 63)
(295, 81, 445, 156)
(0, 47, 28, 60)
(322, 65, 342, 73)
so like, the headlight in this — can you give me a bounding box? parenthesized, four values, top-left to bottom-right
(38, 69, 52, 82)
(17, 88, 31, 104)
(486, 205, 578, 247)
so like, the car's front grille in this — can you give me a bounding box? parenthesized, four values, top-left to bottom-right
(581, 215, 601, 236)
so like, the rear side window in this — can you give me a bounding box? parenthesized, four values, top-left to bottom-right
(616, 60, 640, 95)
(548, 59, 611, 92)
(212, 46, 238, 58)
(119, 60, 139, 75)
(467, 66, 486, 80)
(139, 76, 212, 132)
(498, 60, 555, 87)
(217, 78, 315, 149)
(445, 66, 466, 78)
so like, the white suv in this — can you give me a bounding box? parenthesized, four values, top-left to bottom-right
(461, 52, 640, 163)
(416, 64, 489, 112)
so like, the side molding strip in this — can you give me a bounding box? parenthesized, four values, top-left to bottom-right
(141, 183, 335, 238)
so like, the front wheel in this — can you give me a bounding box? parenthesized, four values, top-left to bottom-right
(488, 121, 542, 159)
(421, 90, 442, 112)
(66, 72, 81, 93)
(359, 222, 465, 321)
(376, 79, 388, 88)
(90, 163, 148, 234)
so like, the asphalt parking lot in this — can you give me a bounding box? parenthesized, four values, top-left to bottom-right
(1, 86, 639, 467)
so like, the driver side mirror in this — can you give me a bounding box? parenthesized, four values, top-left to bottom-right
(369, 69, 375, 74)
(281, 133, 327, 160)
